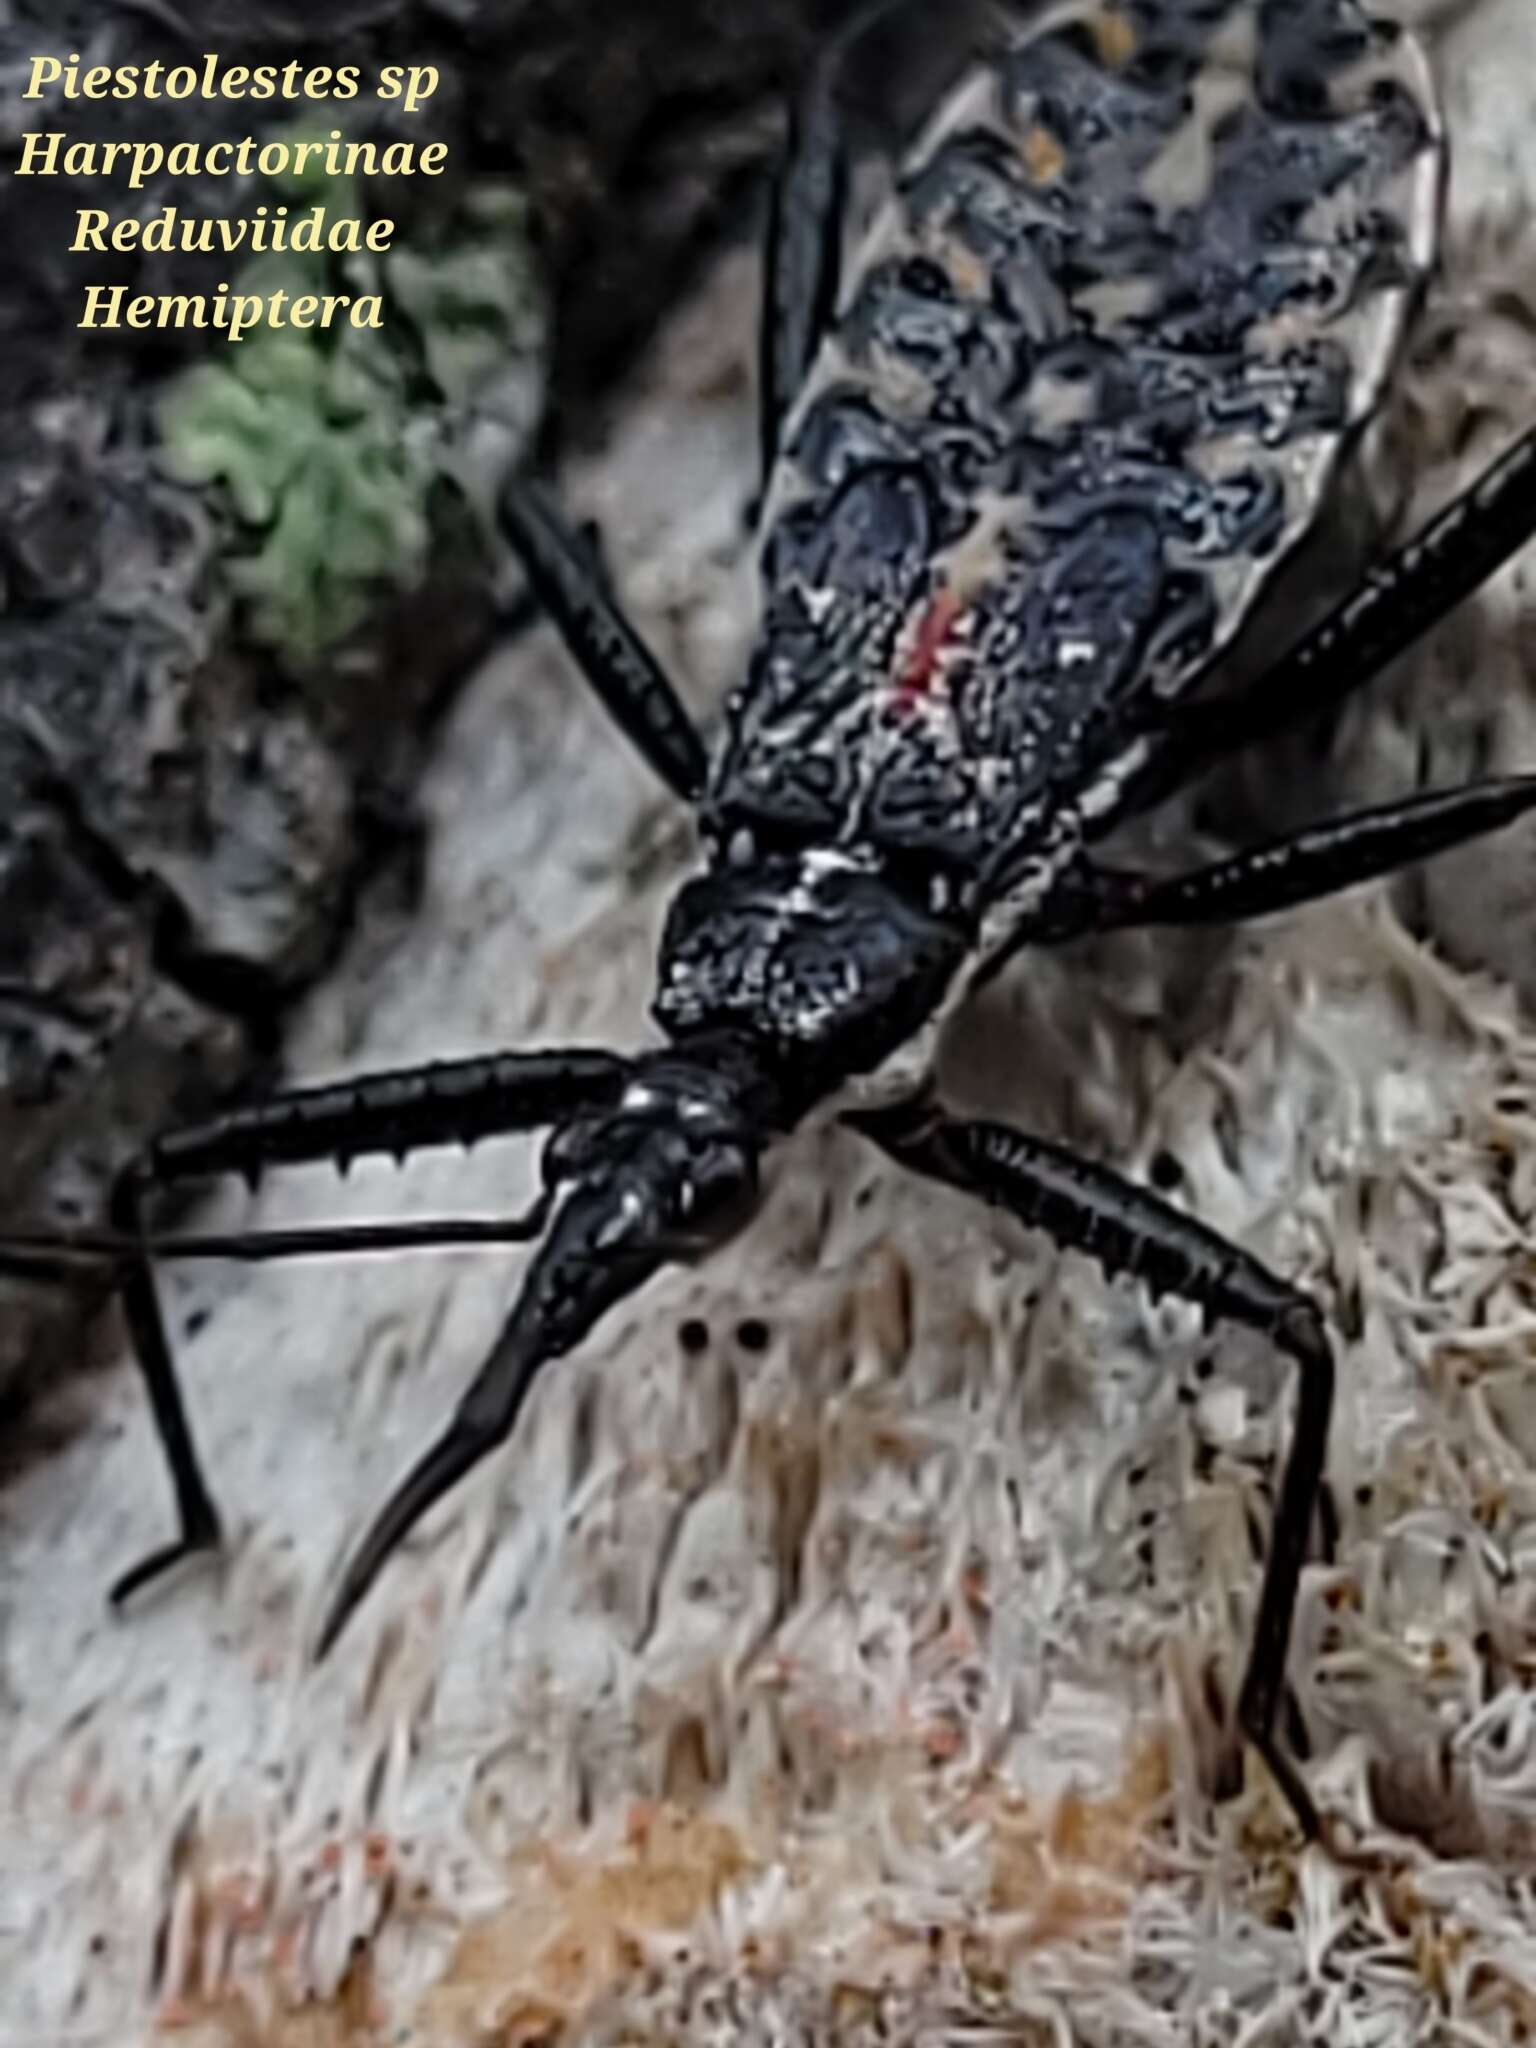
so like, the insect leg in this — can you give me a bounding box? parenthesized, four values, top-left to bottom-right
(759, 0, 922, 488)
(313, 1304, 543, 1661)
(0, 1205, 557, 1277)
(845, 1096, 1333, 1838)
(759, 20, 849, 487)
(499, 479, 709, 804)
(77, 1048, 630, 1608)
(1043, 775, 1536, 940)
(109, 1162, 224, 1601)
(314, 1116, 686, 1657)
(1141, 424, 1536, 793)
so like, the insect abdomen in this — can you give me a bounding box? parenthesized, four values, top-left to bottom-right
(718, 0, 1441, 882)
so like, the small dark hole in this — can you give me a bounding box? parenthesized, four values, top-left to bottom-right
(678, 1318, 710, 1356)
(736, 1318, 771, 1354)
(1149, 1149, 1183, 1191)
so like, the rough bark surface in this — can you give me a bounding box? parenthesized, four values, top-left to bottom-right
(0, 0, 864, 1404)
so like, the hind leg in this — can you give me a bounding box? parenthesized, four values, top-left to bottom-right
(1122, 425, 1536, 816)
(759, 18, 850, 485)
(1034, 775, 1536, 942)
(759, 0, 929, 487)
(847, 1096, 1334, 1837)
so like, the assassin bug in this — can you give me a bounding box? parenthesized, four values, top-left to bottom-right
(9, 0, 1536, 1842)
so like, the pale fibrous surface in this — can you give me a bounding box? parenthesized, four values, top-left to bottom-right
(5, 2, 1536, 2041)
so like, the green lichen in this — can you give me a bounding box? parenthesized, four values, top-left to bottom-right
(157, 137, 546, 668)
(158, 256, 433, 660)
(388, 185, 546, 408)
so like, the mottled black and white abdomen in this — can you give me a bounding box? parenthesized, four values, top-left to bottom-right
(712, 0, 1442, 893)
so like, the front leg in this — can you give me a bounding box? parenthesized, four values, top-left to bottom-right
(846, 1096, 1333, 1838)
(109, 1164, 223, 1603)
(100, 1048, 630, 1607)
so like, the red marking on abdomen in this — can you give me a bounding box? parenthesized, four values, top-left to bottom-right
(896, 585, 963, 708)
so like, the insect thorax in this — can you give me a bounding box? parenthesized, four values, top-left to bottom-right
(652, 846, 969, 1112)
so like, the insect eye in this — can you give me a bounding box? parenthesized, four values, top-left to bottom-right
(899, 255, 954, 301)
(667, 1134, 759, 1248)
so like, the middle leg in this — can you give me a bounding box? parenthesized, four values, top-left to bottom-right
(498, 481, 709, 804)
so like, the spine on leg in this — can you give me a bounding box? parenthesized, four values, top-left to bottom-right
(150, 1050, 627, 1187)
